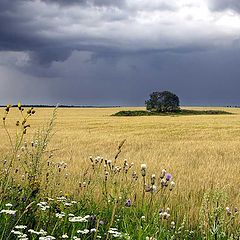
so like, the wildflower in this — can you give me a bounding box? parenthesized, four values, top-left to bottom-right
(125, 199, 132, 207)
(90, 228, 96, 233)
(62, 234, 68, 239)
(64, 202, 72, 207)
(0, 209, 17, 215)
(164, 212, 170, 220)
(108, 228, 122, 238)
(5, 203, 13, 207)
(56, 212, 65, 218)
(15, 225, 27, 229)
(141, 216, 146, 221)
(159, 209, 170, 220)
(141, 164, 147, 177)
(171, 221, 175, 229)
(69, 215, 90, 223)
(77, 229, 90, 234)
(37, 202, 50, 211)
(166, 173, 172, 181)
(28, 229, 47, 236)
(11, 230, 22, 235)
(39, 236, 56, 240)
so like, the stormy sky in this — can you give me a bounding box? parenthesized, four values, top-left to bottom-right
(0, 0, 240, 106)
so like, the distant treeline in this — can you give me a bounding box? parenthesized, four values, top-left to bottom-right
(226, 106, 240, 108)
(0, 104, 122, 108)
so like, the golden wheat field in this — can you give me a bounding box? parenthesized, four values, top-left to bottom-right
(1, 106, 240, 222)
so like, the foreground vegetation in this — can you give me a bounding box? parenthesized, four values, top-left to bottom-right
(0, 106, 240, 239)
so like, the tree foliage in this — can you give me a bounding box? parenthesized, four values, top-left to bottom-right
(145, 91, 180, 112)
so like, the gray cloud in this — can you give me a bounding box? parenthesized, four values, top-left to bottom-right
(1, 0, 240, 105)
(42, 0, 126, 7)
(1, 48, 240, 106)
(209, 0, 240, 12)
(1, 0, 239, 65)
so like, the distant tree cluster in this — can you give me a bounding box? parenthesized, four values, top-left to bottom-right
(145, 91, 180, 112)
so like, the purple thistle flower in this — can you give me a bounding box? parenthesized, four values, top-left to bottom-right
(166, 173, 172, 181)
(99, 220, 105, 225)
(125, 199, 132, 207)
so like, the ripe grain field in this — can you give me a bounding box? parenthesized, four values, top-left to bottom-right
(1, 106, 240, 225)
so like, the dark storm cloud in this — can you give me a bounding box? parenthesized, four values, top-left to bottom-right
(1, 0, 240, 105)
(2, 0, 238, 66)
(41, 0, 126, 7)
(209, 0, 240, 12)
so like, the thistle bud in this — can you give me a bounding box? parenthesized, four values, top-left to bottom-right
(226, 207, 232, 216)
(151, 174, 156, 185)
(161, 178, 166, 188)
(141, 164, 147, 177)
(18, 102, 22, 110)
(151, 185, 157, 193)
(169, 181, 175, 191)
(160, 169, 166, 179)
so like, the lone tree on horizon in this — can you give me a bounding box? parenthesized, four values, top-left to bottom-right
(145, 91, 180, 112)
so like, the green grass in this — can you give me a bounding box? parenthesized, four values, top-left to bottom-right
(113, 109, 232, 116)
